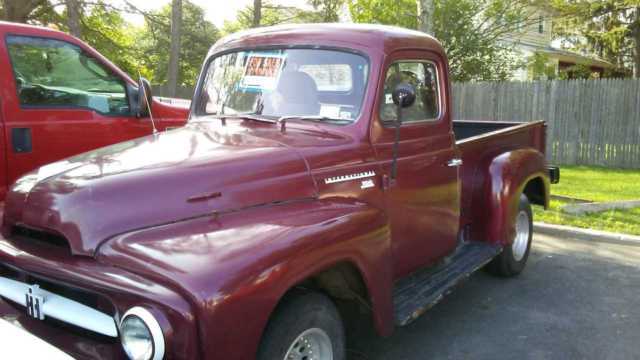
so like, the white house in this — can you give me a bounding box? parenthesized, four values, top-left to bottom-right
(501, 8, 613, 80)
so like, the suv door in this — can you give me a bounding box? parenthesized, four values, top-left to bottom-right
(3, 34, 166, 185)
(371, 51, 461, 278)
(0, 96, 6, 200)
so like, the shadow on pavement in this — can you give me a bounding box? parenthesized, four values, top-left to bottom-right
(346, 235, 640, 360)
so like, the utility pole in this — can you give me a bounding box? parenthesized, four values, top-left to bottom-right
(66, 0, 81, 38)
(253, 0, 262, 28)
(167, 0, 182, 97)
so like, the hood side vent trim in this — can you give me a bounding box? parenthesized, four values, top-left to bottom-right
(10, 225, 71, 252)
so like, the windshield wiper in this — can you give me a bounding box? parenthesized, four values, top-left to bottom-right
(230, 113, 276, 124)
(278, 115, 352, 125)
(199, 113, 351, 128)
(201, 113, 276, 125)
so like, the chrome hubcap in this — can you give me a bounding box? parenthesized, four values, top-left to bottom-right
(512, 210, 530, 262)
(284, 328, 333, 360)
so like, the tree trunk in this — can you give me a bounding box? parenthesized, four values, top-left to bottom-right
(417, 0, 434, 35)
(1, 0, 43, 23)
(252, 0, 262, 28)
(634, 8, 640, 78)
(66, 0, 81, 38)
(167, 0, 182, 97)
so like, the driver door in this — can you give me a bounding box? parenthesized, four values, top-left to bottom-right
(2, 34, 154, 185)
(371, 51, 461, 278)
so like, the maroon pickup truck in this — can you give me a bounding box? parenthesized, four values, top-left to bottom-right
(0, 24, 559, 359)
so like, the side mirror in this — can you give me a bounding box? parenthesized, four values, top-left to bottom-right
(392, 83, 417, 110)
(136, 77, 153, 118)
(389, 83, 416, 184)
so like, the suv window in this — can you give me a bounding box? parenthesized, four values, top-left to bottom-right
(6, 36, 129, 115)
(379, 61, 440, 123)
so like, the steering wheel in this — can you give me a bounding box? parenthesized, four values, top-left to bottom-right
(14, 70, 27, 88)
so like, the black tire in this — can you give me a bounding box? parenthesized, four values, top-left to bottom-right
(487, 194, 533, 277)
(258, 290, 345, 360)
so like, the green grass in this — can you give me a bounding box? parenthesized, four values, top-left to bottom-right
(533, 166, 640, 235)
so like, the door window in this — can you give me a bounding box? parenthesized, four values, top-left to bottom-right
(379, 61, 440, 123)
(6, 35, 129, 115)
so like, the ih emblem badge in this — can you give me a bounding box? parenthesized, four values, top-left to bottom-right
(25, 284, 45, 320)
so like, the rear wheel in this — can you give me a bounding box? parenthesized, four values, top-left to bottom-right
(258, 290, 345, 360)
(487, 194, 533, 277)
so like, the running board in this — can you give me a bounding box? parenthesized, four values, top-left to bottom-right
(393, 242, 502, 326)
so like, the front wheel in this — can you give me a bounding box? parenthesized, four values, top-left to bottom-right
(258, 290, 345, 360)
(487, 194, 533, 277)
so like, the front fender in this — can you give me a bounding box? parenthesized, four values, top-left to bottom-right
(98, 197, 393, 360)
(483, 149, 549, 246)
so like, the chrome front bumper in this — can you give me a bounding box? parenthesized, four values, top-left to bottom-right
(0, 318, 73, 359)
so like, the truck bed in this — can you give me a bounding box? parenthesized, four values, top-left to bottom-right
(453, 120, 547, 226)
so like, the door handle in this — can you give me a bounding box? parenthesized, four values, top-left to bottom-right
(11, 128, 32, 153)
(447, 158, 463, 167)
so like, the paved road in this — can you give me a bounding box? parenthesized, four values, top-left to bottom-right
(348, 234, 640, 360)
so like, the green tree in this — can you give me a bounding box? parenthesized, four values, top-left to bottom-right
(0, 0, 47, 23)
(222, 0, 344, 35)
(552, 0, 640, 78)
(0, 1, 139, 77)
(526, 52, 557, 79)
(349, 0, 541, 81)
(136, 0, 219, 87)
(558, 63, 596, 79)
(349, 0, 417, 28)
(75, 3, 139, 77)
(309, 0, 344, 21)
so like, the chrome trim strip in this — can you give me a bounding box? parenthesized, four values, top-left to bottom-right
(325, 171, 376, 184)
(0, 277, 118, 337)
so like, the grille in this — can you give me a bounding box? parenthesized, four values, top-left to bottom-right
(0, 263, 115, 317)
(0, 264, 118, 342)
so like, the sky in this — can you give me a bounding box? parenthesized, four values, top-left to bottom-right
(124, 0, 311, 28)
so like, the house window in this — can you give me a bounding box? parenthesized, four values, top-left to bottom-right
(538, 16, 544, 34)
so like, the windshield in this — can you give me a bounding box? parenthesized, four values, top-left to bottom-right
(195, 48, 369, 123)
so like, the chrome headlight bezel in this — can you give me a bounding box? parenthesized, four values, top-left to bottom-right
(120, 307, 165, 360)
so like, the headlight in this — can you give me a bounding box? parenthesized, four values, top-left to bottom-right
(120, 307, 165, 360)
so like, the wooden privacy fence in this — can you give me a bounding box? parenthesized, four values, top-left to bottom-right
(452, 79, 640, 169)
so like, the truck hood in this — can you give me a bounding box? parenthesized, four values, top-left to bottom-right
(3, 122, 318, 256)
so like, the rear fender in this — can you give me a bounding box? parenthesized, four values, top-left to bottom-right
(482, 149, 549, 246)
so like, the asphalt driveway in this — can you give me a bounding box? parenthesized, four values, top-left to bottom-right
(348, 234, 640, 360)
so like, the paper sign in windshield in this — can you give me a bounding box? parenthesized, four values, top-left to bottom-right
(240, 53, 285, 91)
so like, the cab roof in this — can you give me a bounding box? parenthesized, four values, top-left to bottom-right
(210, 23, 445, 57)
